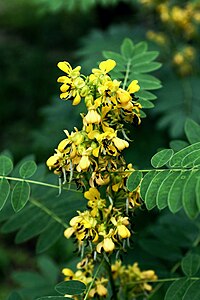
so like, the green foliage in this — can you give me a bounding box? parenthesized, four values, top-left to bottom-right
(164, 278, 194, 300)
(7, 292, 23, 300)
(181, 254, 200, 277)
(151, 149, 174, 168)
(11, 256, 59, 299)
(0, 155, 85, 253)
(140, 119, 200, 218)
(0, 155, 13, 176)
(19, 161, 37, 179)
(0, 178, 10, 210)
(55, 280, 86, 296)
(126, 170, 142, 191)
(103, 38, 161, 115)
(134, 210, 200, 299)
(33, 0, 135, 13)
(154, 76, 200, 138)
(36, 297, 70, 300)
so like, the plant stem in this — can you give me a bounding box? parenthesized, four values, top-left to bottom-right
(0, 175, 81, 193)
(127, 276, 200, 286)
(104, 256, 118, 300)
(83, 258, 104, 300)
(123, 59, 131, 89)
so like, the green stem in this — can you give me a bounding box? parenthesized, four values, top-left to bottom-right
(123, 59, 131, 90)
(30, 198, 68, 228)
(110, 168, 200, 174)
(0, 175, 81, 194)
(127, 276, 200, 286)
(104, 257, 118, 300)
(83, 258, 104, 300)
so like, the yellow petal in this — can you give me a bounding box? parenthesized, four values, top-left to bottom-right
(62, 268, 74, 277)
(99, 59, 116, 73)
(57, 61, 72, 74)
(92, 146, 100, 157)
(84, 187, 100, 201)
(113, 137, 129, 151)
(85, 110, 101, 124)
(57, 76, 70, 83)
(97, 284, 107, 297)
(117, 225, 131, 238)
(103, 238, 115, 252)
(127, 80, 140, 93)
(78, 155, 90, 170)
(46, 155, 59, 168)
(58, 139, 70, 152)
(72, 93, 81, 105)
(88, 130, 100, 139)
(64, 227, 75, 239)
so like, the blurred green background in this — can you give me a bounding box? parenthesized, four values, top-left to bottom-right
(0, 0, 200, 299)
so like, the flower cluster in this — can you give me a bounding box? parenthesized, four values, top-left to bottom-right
(140, 0, 200, 76)
(111, 260, 158, 297)
(62, 256, 108, 298)
(157, 2, 200, 38)
(47, 59, 156, 298)
(62, 257, 157, 299)
(47, 59, 141, 252)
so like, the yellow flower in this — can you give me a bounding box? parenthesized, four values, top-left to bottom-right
(65, 211, 98, 242)
(57, 139, 70, 152)
(77, 155, 90, 171)
(117, 225, 131, 238)
(57, 61, 83, 104)
(64, 227, 75, 239)
(84, 109, 101, 124)
(46, 154, 60, 169)
(113, 137, 129, 151)
(96, 237, 115, 253)
(84, 187, 101, 201)
(111, 216, 131, 239)
(117, 89, 131, 104)
(127, 80, 140, 93)
(62, 268, 74, 279)
(89, 277, 108, 298)
(72, 92, 81, 105)
(57, 61, 81, 78)
(92, 59, 116, 75)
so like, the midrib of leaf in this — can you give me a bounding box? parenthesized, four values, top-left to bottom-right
(123, 59, 132, 89)
(30, 198, 68, 229)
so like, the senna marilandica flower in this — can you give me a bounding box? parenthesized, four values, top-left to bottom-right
(47, 58, 157, 299)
